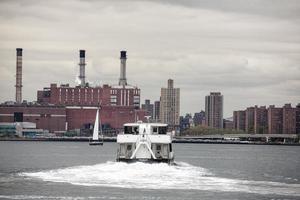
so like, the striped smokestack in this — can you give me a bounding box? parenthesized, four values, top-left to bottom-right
(119, 50, 127, 86)
(79, 49, 86, 87)
(15, 48, 23, 104)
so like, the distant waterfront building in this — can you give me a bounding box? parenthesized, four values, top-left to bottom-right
(296, 104, 300, 134)
(0, 122, 44, 137)
(233, 103, 300, 134)
(233, 110, 246, 131)
(268, 105, 283, 134)
(0, 105, 66, 133)
(282, 104, 296, 134)
(254, 106, 268, 134)
(159, 79, 180, 128)
(223, 119, 233, 130)
(141, 99, 154, 119)
(154, 101, 160, 122)
(245, 107, 255, 134)
(193, 111, 205, 126)
(205, 92, 223, 129)
(180, 114, 193, 131)
(38, 83, 140, 108)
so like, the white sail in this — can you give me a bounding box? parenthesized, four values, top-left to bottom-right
(92, 109, 99, 141)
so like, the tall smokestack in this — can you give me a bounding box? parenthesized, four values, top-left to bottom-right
(78, 49, 86, 87)
(15, 48, 22, 104)
(119, 51, 127, 86)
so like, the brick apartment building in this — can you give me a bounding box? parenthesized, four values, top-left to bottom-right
(268, 105, 283, 134)
(233, 103, 299, 134)
(254, 106, 268, 134)
(245, 107, 255, 134)
(233, 110, 246, 131)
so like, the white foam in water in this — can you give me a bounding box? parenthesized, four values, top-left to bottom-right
(21, 162, 300, 196)
(0, 195, 112, 199)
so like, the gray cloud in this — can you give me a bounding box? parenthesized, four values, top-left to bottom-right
(150, 0, 300, 19)
(0, 0, 299, 117)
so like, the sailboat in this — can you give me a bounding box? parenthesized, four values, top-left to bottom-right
(89, 108, 103, 146)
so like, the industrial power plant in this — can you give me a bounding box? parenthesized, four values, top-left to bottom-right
(0, 48, 147, 137)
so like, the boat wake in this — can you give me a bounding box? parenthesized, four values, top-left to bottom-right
(21, 161, 300, 196)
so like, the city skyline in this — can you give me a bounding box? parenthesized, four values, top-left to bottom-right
(0, 0, 300, 117)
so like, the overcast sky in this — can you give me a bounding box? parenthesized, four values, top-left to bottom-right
(0, 0, 299, 117)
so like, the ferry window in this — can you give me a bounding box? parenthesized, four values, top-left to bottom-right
(158, 127, 167, 134)
(133, 126, 139, 134)
(124, 126, 139, 134)
(127, 144, 132, 151)
(153, 127, 158, 133)
(156, 145, 161, 151)
(169, 144, 172, 152)
(124, 126, 132, 134)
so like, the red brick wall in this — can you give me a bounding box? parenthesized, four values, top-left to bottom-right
(37, 84, 140, 107)
(66, 106, 146, 130)
(0, 106, 66, 132)
(283, 106, 296, 134)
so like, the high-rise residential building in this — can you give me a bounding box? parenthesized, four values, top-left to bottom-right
(245, 107, 255, 134)
(233, 111, 237, 129)
(254, 106, 268, 134)
(223, 119, 233, 130)
(268, 105, 283, 134)
(282, 104, 296, 134)
(154, 101, 160, 122)
(296, 104, 300, 134)
(159, 79, 180, 128)
(193, 111, 205, 126)
(233, 110, 246, 131)
(205, 92, 223, 129)
(141, 99, 154, 119)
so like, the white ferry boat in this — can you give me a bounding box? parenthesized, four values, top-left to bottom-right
(116, 121, 174, 164)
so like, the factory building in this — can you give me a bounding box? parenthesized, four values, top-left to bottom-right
(66, 106, 145, 131)
(0, 49, 146, 134)
(0, 105, 66, 133)
(37, 51, 140, 108)
(37, 84, 140, 108)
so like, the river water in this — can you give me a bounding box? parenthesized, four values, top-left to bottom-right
(0, 141, 299, 200)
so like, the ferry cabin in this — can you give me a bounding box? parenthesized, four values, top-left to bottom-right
(116, 122, 174, 163)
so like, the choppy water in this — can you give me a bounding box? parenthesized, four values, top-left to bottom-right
(0, 141, 300, 199)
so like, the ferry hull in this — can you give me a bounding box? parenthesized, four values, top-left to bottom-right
(117, 158, 174, 164)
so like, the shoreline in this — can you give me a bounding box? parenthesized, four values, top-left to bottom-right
(0, 137, 299, 146)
